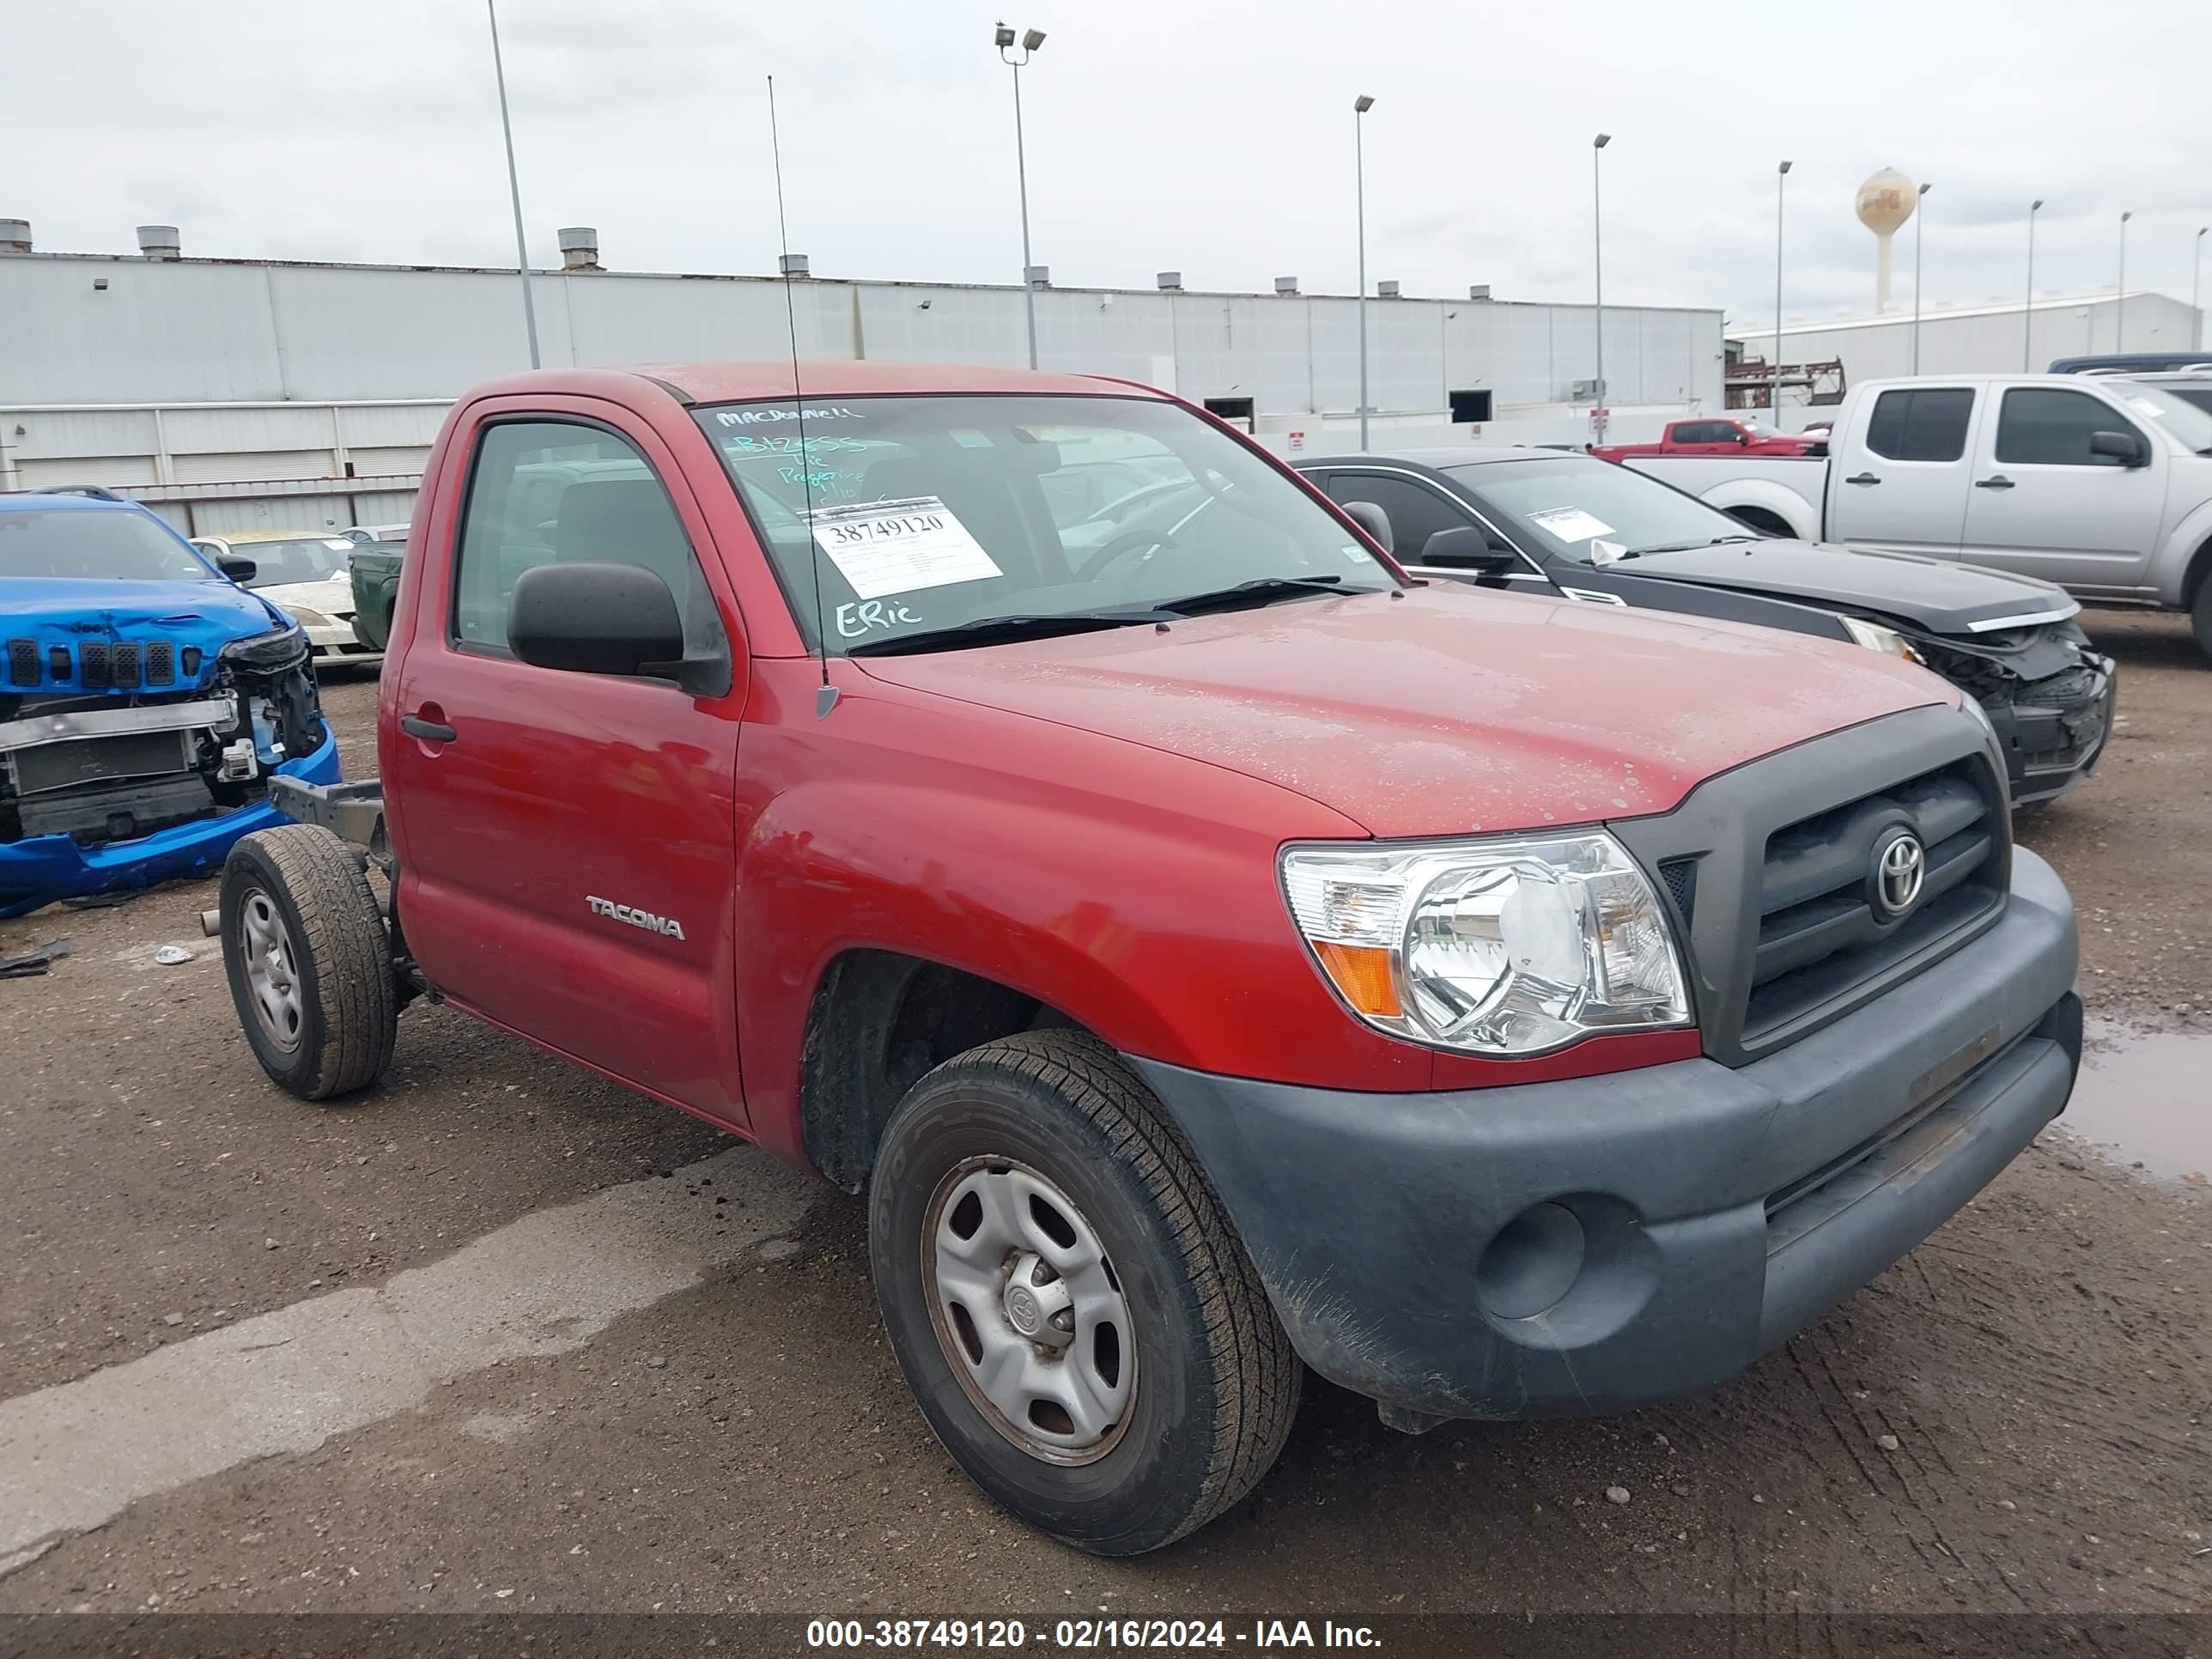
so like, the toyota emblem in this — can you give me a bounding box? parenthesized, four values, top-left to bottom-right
(1872, 830, 1926, 921)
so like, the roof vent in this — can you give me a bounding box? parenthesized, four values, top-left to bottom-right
(0, 219, 28, 255)
(557, 227, 600, 270)
(1274, 276, 1299, 295)
(1468, 283, 1492, 301)
(1376, 280, 1401, 298)
(779, 252, 811, 278)
(1024, 264, 1051, 288)
(1156, 271, 1183, 291)
(136, 225, 180, 260)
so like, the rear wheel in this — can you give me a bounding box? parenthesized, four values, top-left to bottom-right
(219, 825, 398, 1101)
(869, 1030, 1299, 1555)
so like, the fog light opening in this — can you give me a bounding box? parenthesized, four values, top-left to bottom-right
(1474, 1201, 1587, 1321)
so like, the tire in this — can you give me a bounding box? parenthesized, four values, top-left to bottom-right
(219, 824, 398, 1102)
(2193, 574, 2212, 659)
(868, 1029, 1299, 1556)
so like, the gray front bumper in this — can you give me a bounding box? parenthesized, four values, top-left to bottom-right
(1131, 849, 2079, 1422)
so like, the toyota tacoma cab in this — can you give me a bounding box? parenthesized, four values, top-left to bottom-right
(1590, 415, 1822, 462)
(1614, 374, 2212, 656)
(1294, 447, 2114, 808)
(211, 362, 2081, 1557)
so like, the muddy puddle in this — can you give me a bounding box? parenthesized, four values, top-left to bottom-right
(2056, 1021, 2212, 1185)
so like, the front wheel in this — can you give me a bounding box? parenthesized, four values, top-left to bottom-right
(2192, 574, 2212, 659)
(219, 825, 398, 1101)
(869, 1030, 1300, 1555)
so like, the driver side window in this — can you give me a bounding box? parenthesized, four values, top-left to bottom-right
(452, 419, 720, 654)
(1323, 473, 1469, 562)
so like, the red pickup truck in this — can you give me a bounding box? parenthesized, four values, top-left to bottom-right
(1593, 415, 1822, 462)
(215, 361, 2081, 1556)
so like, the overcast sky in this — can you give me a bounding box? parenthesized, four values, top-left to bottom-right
(7, 0, 2208, 330)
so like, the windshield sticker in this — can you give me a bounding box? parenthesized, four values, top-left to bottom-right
(1339, 544, 1370, 566)
(836, 599, 922, 638)
(1589, 539, 1628, 566)
(2124, 398, 2166, 419)
(716, 405, 866, 426)
(808, 496, 1005, 599)
(1527, 507, 1615, 544)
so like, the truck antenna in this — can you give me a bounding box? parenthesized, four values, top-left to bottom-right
(768, 73, 836, 714)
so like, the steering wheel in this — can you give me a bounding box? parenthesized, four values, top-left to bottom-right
(1075, 524, 1180, 583)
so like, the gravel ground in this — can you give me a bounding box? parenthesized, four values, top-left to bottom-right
(1, 624, 2207, 1624)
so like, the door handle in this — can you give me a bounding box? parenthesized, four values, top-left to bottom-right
(1844, 472, 1881, 486)
(1974, 475, 2015, 490)
(401, 714, 458, 743)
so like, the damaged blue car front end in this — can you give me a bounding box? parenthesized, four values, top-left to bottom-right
(1, 495, 340, 918)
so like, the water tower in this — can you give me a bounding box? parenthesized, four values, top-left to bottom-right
(1856, 167, 1918, 313)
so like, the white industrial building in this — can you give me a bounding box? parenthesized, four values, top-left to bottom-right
(0, 222, 1724, 532)
(1731, 290, 2203, 404)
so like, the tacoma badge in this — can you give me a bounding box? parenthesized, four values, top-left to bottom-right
(586, 895, 687, 940)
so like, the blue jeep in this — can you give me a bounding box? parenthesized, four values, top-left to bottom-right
(0, 493, 340, 917)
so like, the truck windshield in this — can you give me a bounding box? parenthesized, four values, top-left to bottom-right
(1449, 455, 1759, 562)
(695, 395, 1395, 653)
(0, 507, 216, 582)
(2108, 383, 2212, 453)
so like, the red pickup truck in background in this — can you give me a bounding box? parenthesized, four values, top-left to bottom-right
(1593, 415, 1823, 462)
(211, 360, 2080, 1556)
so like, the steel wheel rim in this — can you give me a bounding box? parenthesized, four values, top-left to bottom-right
(921, 1154, 1139, 1466)
(237, 886, 304, 1054)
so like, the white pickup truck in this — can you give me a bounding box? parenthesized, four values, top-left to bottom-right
(1617, 374, 2212, 655)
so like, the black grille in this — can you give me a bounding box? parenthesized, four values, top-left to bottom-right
(112, 642, 142, 689)
(6, 639, 36, 687)
(145, 641, 175, 685)
(1745, 761, 2003, 1044)
(1659, 858, 1698, 921)
(48, 646, 71, 680)
(80, 641, 112, 690)
(2017, 665, 2097, 710)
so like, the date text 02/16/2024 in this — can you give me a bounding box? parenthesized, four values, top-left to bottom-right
(804, 1619, 1382, 1649)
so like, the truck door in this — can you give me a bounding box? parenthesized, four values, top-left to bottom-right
(1825, 385, 1978, 558)
(384, 401, 749, 1125)
(1957, 384, 2166, 592)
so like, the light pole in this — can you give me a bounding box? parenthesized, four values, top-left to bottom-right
(1354, 94, 1375, 451)
(1911, 180, 1932, 373)
(1593, 133, 1611, 430)
(1774, 161, 1791, 420)
(994, 23, 1047, 370)
(2024, 198, 2043, 369)
(484, 0, 540, 368)
(2196, 227, 2208, 351)
(2118, 210, 2132, 352)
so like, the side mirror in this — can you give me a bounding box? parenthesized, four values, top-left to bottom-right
(1339, 500, 1394, 555)
(1419, 525, 1520, 574)
(216, 555, 258, 584)
(510, 562, 685, 678)
(2089, 429, 2148, 466)
(1733, 429, 1753, 445)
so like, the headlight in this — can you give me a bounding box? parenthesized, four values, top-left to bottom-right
(219, 623, 309, 670)
(1839, 615, 1923, 663)
(1280, 831, 1691, 1056)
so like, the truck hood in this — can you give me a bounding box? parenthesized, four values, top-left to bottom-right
(0, 576, 292, 695)
(853, 583, 1951, 837)
(1625, 540, 2076, 636)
